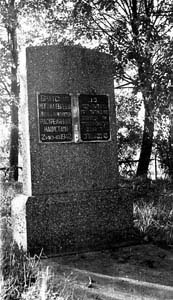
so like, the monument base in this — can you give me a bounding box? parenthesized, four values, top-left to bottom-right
(26, 188, 133, 256)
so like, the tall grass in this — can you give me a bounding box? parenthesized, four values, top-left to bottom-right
(134, 197, 173, 245)
(0, 177, 42, 299)
(2, 244, 42, 300)
(0, 177, 78, 300)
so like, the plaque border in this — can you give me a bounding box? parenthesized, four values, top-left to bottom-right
(78, 93, 112, 143)
(36, 92, 112, 144)
(37, 92, 74, 144)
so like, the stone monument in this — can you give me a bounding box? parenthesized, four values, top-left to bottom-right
(20, 45, 133, 255)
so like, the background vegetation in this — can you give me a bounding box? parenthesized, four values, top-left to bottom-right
(1, 1, 173, 299)
(1, 1, 173, 179)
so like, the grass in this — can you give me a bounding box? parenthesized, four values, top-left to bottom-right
(0, 179, 80, 300)
(2, 244, 42, 300)
(1, 243, 77, 300)
(133, 180, 173, 246)
(0, 179, 41, 299)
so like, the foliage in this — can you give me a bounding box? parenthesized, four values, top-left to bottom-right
(153, 118, 172, 176)
(156, 136, 171, 176)
(0, 0, 73, 180)
(1, 1, 173, 178)
(73, 0, 173, 88)
(18, 0, 72, 47)
(0, 179, 80, 300)
(0, 0, 72, 120)
(133, 180, 173, 245)
(2, 244, 42, 300)
(0, 179, 38, 300)
(117, 93, 142, 176)
(0, 40, 11, 119)
(72, 0, 173, 176)
(22, 269, 77, 300)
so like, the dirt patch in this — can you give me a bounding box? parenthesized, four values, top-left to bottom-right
(42, 243, 173, 299)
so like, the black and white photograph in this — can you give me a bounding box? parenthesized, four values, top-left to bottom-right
(1, 1, 173, 299)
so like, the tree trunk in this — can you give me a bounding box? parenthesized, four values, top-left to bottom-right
(136, 102, 154, 177)
(8, 4, 19, 181)
(9, 103, 18, 181)
(168, 128, 173, 181)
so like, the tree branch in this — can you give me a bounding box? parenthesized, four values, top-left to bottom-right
(0, 79, 11, 96)
(115, 82, 134, 89)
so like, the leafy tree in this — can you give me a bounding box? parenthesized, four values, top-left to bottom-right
(0, 0, 69, 180)
(72, 0, 173, 177)
(117, 93, 142, 176)
(154, 114, 172, 177)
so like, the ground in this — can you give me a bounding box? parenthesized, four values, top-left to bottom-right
(42, 243, 173, 300)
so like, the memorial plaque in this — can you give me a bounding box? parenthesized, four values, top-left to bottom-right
(79, 94, 110, 141)
(38, 93, 72, 142)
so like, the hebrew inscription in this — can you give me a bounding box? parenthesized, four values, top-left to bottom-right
(79, 94, 110, 141)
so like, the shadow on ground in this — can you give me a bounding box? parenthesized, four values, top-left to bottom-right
(42, 243, 173, 300)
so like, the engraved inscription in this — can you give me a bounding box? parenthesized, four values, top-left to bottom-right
(38, 94, 72, 142)
(79, 94, 110, 141)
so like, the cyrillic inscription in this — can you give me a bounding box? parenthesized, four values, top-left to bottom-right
(38, 94, 72, 142)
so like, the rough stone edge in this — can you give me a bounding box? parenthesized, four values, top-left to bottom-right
(11, 194, 28, 251)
